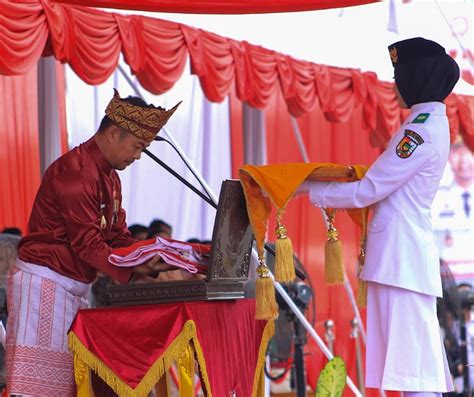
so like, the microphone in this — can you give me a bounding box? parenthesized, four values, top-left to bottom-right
(154, 136, 166, 141)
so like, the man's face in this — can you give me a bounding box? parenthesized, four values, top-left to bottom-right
(108, 127, 151, 170)
(134, 231, 148, 241)
(449, 144, 474, 184)
(157, 226, 172, 239)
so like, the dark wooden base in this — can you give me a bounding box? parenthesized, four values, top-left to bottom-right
(108, 280, 245, 306)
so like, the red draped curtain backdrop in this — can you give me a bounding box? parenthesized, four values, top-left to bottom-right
(51, 0, 378, 13)
(0, 69, 41, 234)
(1, 0, 471, 149)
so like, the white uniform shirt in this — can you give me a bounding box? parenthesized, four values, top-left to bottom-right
(309, 102, 450, 297)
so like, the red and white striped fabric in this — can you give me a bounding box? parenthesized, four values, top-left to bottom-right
(6, 259, 90, 397)
(109, 236, 211, 274)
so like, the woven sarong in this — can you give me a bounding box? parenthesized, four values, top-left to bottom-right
(5, 259, 90, 397)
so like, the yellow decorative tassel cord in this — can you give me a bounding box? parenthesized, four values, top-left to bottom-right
(324, 210, 345, 285)
(177, 343, 195, 397)
(255, 259, 279, 320)
(251, 320, 276, 397)
(189, 334, 213, 397)
(274, 211, 296, 283)
(74, 354, 92, 397)
(356, 240, 368, 308)
(69, 320, 212, 397)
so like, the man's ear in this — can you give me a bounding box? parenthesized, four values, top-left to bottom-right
(107, 125, 121, 143)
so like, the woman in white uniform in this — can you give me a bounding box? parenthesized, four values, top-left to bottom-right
(298, 37, 460, 397)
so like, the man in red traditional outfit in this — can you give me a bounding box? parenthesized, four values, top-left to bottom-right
(5, 90, 180, 397)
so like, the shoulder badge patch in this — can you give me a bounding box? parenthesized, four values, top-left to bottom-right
(412, 113, 430, 124)
(396, 129, 425, 159)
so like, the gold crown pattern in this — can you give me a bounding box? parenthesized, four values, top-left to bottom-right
(389, 47, 398, 64)
(105, 89, 181, 142)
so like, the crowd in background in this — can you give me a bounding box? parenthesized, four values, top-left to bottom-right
(433, 139, 474, 395)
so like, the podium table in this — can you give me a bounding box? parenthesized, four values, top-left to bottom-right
(68, 299, 274, 397)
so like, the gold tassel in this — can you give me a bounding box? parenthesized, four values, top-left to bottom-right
(324, 211, 345, 285)
(255, 260, 279, 320)
(74, 355, 92, 397)
(274, 214, 296, 283)
(252, 321, 275, 397)
(356, 245, 368, 308)
(356, 280, 368, 308)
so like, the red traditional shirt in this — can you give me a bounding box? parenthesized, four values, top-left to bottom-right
(18, 138, 134, 284)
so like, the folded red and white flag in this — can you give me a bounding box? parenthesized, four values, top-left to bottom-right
(109, 236, 211, 274)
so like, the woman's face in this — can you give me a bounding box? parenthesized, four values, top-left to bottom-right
(393, 83, 408, 109)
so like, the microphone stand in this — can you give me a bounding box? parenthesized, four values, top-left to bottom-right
(324, 319, 335, 355)
(143, 143, 307, 281)
(143, 148, 216, 209)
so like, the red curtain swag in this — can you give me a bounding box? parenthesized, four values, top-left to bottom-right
(51, 0, 378, 14)
(1, 0, 472, 151)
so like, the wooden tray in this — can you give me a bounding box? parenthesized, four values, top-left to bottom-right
(306, 166, 354, 181)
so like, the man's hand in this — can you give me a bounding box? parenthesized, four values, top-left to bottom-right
(132, 255, 176, 278)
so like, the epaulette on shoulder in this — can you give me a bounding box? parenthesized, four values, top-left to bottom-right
(411, 113, 430, 124)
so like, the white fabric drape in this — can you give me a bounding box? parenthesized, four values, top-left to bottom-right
(66, 61, 232, 242)
(37, 56, 63, 174)
(243, 101, 267, 166)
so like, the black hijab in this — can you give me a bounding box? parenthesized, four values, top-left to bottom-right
(388, 37, 460, 108)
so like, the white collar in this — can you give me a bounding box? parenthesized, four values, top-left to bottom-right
(410, 102, 446, 116)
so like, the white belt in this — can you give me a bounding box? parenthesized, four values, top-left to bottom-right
(14, 258, 91, 298)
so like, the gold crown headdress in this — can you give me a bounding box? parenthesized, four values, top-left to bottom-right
(105, 89, 181, 142)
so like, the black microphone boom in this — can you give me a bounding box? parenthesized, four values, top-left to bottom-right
(144, 142, 306, 281)
(143, 149, 216, 208)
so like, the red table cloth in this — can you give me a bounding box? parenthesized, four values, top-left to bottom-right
(68, 299, 274, 397)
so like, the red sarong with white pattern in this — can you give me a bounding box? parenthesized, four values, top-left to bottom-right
(5, 259, 90, 397)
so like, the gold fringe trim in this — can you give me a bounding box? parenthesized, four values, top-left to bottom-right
(191, 331, 213, 397)
(69, 320, 199, 397)
(70, 317, 271, 397)
(252, 320, 275, 397)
